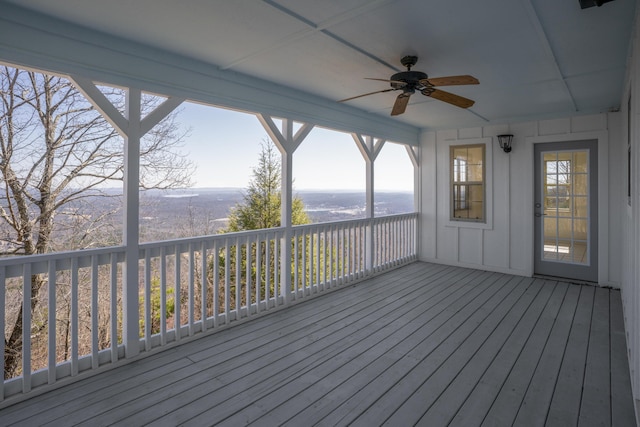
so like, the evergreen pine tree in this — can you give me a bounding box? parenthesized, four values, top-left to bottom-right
(225, 139, 310, 231)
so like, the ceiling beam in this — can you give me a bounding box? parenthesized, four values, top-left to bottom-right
(522, 0, 578, 112)
(220, 0, 399, 72)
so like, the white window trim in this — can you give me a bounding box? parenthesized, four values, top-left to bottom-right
(445, 137, 493, 230)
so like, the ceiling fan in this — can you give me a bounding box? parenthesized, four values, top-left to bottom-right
(339, 55, 479, 116)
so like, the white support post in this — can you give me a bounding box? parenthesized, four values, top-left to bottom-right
(405, 144, 420, 212)
(257, 114, 313, 302)
(281, 147, 293, 302)
(70, 77, 185, 358)
(281, 119, 294, 235)
(353, 134, 385, 274)
(122, 88, 141, 358)
(406, 144, 421, 258)
(352, 134, 386, 217)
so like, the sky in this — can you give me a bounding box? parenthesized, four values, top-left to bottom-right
(176, 101, 415, 192)
(3, 66, 414, 193)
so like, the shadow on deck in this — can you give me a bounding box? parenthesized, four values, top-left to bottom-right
(0, 262, 636, 426)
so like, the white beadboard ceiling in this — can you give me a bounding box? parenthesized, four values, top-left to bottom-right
(2, 0, 636, 130)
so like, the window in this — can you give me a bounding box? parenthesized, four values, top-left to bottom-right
(451, 144, 485, 222)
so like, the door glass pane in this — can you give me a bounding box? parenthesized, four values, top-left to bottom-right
(557, 218, 572, 239)
(544, 152, 557, 163)
(541, 149, 589, 266)
(573, 151, 588, 172)
(573, 240, 588, 263)
(573, 174, 588, 196)
(544, 243, 560, 260)
(543, 216, 557, 260)
(574, 219, 588, 240)
(574, 196, 588, 218)
(557, 207, 573, 218)
(544, 196, 558, 211)
(557, 239, 573, 261)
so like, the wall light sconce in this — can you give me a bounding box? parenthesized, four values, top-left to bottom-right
(497, 134, 513, 153)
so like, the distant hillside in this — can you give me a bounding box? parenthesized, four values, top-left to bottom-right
(138, 188, 414, 240)
(49, 188, 414, 243)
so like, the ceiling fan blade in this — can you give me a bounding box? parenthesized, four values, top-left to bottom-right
(365, 77, 407, 86)
(339, 88, 396, 103)
(420, 75, 479, 87)
(391, 92, 412, 116)
(424, 88, 475, 108)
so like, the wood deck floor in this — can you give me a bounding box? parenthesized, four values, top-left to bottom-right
(0, 262, 636, 426)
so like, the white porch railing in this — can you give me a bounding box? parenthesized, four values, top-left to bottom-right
(0, 213, 417, 402)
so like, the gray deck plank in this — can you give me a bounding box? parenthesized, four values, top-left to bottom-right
(512, 282, 581, 426)
(256, 273, 518, 427)
(245, 270, 496, 425)
(446, 277, 553, 427)
(294, 269, 537, 427)
(403, 276, 542, 426)
(312, 272, 514, 427)
(72, 264, 448, 425)
(405, 280, 558, 425)
(5, 264, 436, 423)
(545, 285, 595, 426)
(176, 268, 495, 426)
(187, 262, 442, 363)
(0, 351, 196, 425)
(413, 277, 545, 426)
(480, 281, 568, 427)
(347, 274, 525, 427)
(105, 264, 465, 425)
(0, 262, 634, 427)
(579, 286, 612, 427)
(609, 291, 637, 427)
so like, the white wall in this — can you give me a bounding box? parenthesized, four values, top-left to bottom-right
(419, 113, 620, 286)
(621, 5, 640, 413)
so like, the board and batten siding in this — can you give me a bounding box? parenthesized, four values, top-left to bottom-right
(420, 111, 639, 414)
(419, 114, 619, 285)
(621, 8, 640, 416)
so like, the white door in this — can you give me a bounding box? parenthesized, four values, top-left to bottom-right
(534, 140, 598, 282)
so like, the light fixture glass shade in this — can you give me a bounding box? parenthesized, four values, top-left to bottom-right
(497, 134, 513, 153)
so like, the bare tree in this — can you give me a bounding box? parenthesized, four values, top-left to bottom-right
(0, 66, 194, 377)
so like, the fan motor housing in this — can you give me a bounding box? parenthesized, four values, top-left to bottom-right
(390, 70, 429, 89)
